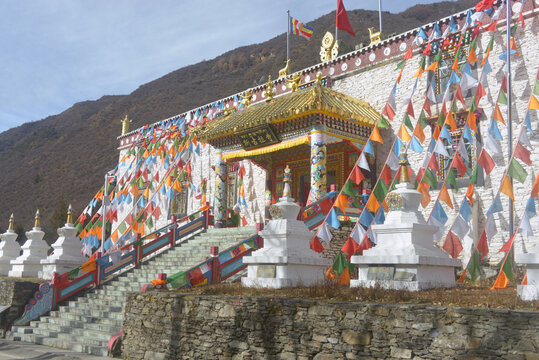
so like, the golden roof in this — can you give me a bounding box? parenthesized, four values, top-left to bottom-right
(196, 83, 379, 142)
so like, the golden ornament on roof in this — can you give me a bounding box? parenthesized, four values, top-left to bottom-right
(278, 59, 291, 78)
(263, 75, 275, 102)
(66, 204, 73, 225)
(34, 209, 40, 228)
(121, 115, 132, 135)
(239, 90, 253, 108)
(320, 32, 339, 62)
(398, 149, 410, 183)
(286, 73, 302, 92)
(368, 27, 382, 45)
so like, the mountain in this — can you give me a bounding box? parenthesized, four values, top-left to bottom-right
(0, 0, 476, 241)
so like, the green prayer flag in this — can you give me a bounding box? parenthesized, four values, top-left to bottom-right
(68, 267, 81, 280)
(342, 180, 356, 197)
(419, 56, 426, 70)
(423, 169, 438, 190)
(451, 101, 458, 114)
(446, 169, 458, 191)
(468, 249, 481, 282)
(438, 111, 446, 127)
(403, 114, 413, 131)
(146, 216, 154, 229)
(485, 36, 494, 53)
(332, 252, 347, 275)
(470, 166, 478, 185)
(434, 51, 442, 63)
(75, 222, 84, 233)
(168, 271, 189, 289)
(137, 177, 145, 188)
(469, 100, 476, 113)
(118, 221, 127, 235)
(508, 158, 528, 183)
(502, 250, 514, 282)
(534, 80, 539, 96)
(373, 181, 388, 202)
(378, 115, 390, 129)
(498, 91, 508, 105)
(395, 59, 406, 70)
(418, 111, 428, 129)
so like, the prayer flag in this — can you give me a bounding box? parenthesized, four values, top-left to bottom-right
(500, 175, 514, 202)
(290, 16, 314, 40)
(508, 158, 528, 183)
(478, 149, 495, 175)
(336, 0, 355, 36)
(442, 231, 463, 258)
(439, 184, 454, 209)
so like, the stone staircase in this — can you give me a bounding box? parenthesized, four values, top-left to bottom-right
(8, 226, 256, 356)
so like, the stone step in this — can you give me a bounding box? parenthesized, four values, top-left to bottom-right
(63, 302, 124, 313)
(18, 333, 108, 357)
(33, 317, 122, 332)
(49, 310, 123, 323)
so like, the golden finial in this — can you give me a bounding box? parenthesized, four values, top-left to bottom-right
(286, 73, 302, 92)
(320, 32, 339, 62)
(278, 59, 291, 78)
(239, 90, 253, 108)
(263, 75, 275, 102)
(8, 213, 14, 231)
(34, 209, 40, 228)
(121, 115, 132, 135)
(398, 148, 410, 183)
(66, 204, 73, 225)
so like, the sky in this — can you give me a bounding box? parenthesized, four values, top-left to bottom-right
(0, 0, 455, 133)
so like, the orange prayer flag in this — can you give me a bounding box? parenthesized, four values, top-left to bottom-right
(412, 67, 423, 78)
(510, 38, 519, 55)
(457, 268, 467, 283)
(382, 199, 388, 212)
(467, 111, 478, 132)
(192, 134, 198, 146)
(492, 104, 505, 125)
(468, 47, 478, 63)
(451, 57, 460, 74)
(417, 182, 431, 208)
(130, 186, 139, 197)
(396, 67, 404, 83)
(142, 149, 149, 158)
(529, 95, 539, 110)
(165, 175, 173, 187)
(337, 266, 350, 285)
(334, 194, 349, 214)
(481, 49, 490, 66)
(432, 125, 441, 141)
(465, 183, 475, 203)
(439, 184, 454, 209)
(490, 269, 509, 289)
(397, 124, 411, 141)
(413, 123, 425, 143)
(142, 187, 150, 199)
(446, 111, 457, 131)
(522, 274, 528, 285)
(172, 179, 182, 192)
(425, 61, 438, 72)
(500, 175, 514, 201)
(371, 126, 384, 144)
(111, 230, 119, 243)
(365, 194, 380, 213)
(531, 175, 539, 198)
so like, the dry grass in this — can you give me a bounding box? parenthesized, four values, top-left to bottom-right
(175, 281, 539, 311)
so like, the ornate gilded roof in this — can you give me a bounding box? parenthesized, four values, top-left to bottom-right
(196, 83, 379, 142)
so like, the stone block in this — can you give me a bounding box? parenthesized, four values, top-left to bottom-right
(342, 330, 372, 346)
(219, 304, 236, 317)
(391, 347, 412, 359)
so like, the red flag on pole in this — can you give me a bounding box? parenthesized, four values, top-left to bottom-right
(336, 0, 355, 36)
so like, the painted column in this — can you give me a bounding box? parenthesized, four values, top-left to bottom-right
(213, 150, 227, 228)
(310, 128, 327, 203)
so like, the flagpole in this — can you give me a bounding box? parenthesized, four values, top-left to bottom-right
(379, 0, 383, 34)
(287, 10, 290, 61)
(506, 1, 513, 237)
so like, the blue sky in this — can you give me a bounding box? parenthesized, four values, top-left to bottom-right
(0, 0, 455, 133)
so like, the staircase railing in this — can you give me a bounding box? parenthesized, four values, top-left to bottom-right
(165, 232, 263, 289)
(13, 208, 210, 326)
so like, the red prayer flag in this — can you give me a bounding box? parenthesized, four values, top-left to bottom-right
(336, 0, 355, 36)
(478, 149, 495, 175)
(341, 237, 357, 259)
(532, 175, 539, 198)
(442, 231, 463, 258)
(310, 236, 325, 253)
(453, 152, 468, 177)
(477, 229, 489, 258)
(381, 165, 392, 185)
(475, 0, 495, 12)
(350, 166, 365, 185)
(514, 141, 532, 166)
(406, 100, 415, 118)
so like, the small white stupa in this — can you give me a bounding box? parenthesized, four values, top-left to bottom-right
(0, 214, 22, 276)
(516, 246, 539, 301)
(40, 205, 86, 280)
(242, 165, 330, 288)
(9, 210, 51, 278)
(350, 152, 461, 291)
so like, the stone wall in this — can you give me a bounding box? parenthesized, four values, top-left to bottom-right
(0, 280, 40, 338)
(121, 292, 539, 360)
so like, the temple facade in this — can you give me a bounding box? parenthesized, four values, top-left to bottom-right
(112, 1, 539, 266)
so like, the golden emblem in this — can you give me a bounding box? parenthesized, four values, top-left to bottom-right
(278, 59, 291, 78)
(121, 115, 132, 135)
(320, 32, 339, 62)
(285, 73, 302, 92)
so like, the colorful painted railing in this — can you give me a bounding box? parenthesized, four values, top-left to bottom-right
(13, 209, 210, 326)
(300, 191, 366, 229)
(166, 233, 263, 289)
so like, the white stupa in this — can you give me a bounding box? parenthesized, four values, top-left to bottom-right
(350, 153, 461, 291)
(516, 246, 539, 301)
(0, 214, 22, 276)
(242, 165, 330, 288)
(40, 205, 86, 280)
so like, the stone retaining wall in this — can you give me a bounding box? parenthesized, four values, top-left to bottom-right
(0, 280, 40, 338)
(120, 292, 539, 360)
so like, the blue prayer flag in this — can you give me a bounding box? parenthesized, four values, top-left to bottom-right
(359, 209, 374, 228)
(410, 136, 423, 153)
(432, 201, 448, 225)
(459, 199, 472, 222)
(327, 208, 341, 229)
